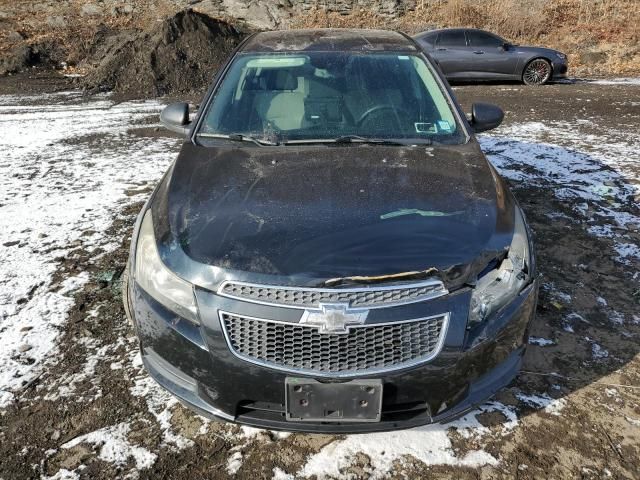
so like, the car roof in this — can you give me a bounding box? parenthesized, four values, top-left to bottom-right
(241, 29, 418, 53)
(416, 28, 495, 37)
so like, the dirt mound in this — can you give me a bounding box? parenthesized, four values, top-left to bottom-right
(0, 40, 68, 76)
(82, 10, 248, 97)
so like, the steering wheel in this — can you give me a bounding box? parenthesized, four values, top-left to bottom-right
(356, 104, 411, 127)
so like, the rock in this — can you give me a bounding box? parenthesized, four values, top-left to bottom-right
(57, 444, 92, 470)
(18, 343, 32, 353)
(222, 0, 280, 30)
(46, 16, 67, 28)
(0, 45, 32, 76)
(6, 31, 24, 43)
(1, 40, 68, 75)
(81, 4, 103, 17)
(110, 4, 134, 16)
(50, 430, 61, 441)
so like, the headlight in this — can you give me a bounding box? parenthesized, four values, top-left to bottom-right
(468, 208, 531, 323)
(134, 210, 199, 323)
(555, 52, 567, 60)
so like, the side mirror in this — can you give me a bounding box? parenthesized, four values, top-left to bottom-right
(500, 42, 510, 51)
(160, 102, 190, 136)
(470, 102, 504, 133)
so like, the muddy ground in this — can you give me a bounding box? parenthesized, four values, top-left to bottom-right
(0, 77, 639, 479)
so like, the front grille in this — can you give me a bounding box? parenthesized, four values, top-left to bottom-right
(219, 312, 448, 376)
(217, 280, 447, 309)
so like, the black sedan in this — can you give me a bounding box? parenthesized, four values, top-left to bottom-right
(414, 28, 568, 85)
(123, 28, 538, 433)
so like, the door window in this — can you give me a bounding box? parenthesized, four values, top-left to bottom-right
(467, 31, 504, 48)
(436, 31, 467, 48)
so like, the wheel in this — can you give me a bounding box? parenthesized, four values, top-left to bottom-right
(522, 58, 552, 85)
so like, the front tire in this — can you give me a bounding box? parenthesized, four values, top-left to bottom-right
(522, 58, 552, 85)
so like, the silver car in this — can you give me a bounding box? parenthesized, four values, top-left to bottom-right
(414, 28, 568, 85)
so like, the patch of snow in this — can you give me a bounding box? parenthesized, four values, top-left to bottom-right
(294, 403, 518, 479)
(552, 290, 572, 304)
(41, 469, 81, 480)
(596, 296, 608, 306)
(566, 312, 588, 324)
(480, 121, 640, 266)
(227, 451, 243, 475)
(625, 416, 640, 427)
(44, 333, 125, 401)
(272, 467, 294, 480)
(608, 310, 625, 325)
(129, 349, 194, 451)
(516, 393, 567, 416)
(298, 426, 496, 478)
(614, 242, 640, 264)
(238, 425, 291, 441)
(528, 337, 555, 346)
(61, 422, 157, 469)
(591, 343, 609, 360)
(0, 91, 178, 407)
(604, 388, 618, 397)
(589, 77, 640, 85)
(221, 423, 293, 474)
(588, 224, 615, 237)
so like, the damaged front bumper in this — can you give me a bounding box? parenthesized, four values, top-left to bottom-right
(126, 276, 538, 433)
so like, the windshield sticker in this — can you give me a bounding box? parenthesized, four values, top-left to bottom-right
(380, 209, 464, 220)
(437, 120, 453, 132)
(415, 122, 436, 133)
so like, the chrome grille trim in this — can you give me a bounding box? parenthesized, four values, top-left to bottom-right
(217, 279, 448, 310)
(218, 310, 449, 377)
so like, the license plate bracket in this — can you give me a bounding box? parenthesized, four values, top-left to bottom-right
(285, 378, 383, 422)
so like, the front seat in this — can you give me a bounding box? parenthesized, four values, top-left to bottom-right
(257, 70, 305, 131)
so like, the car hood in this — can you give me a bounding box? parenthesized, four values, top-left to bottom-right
(514, 45, 564, 58)
(151, 141, 516, 291)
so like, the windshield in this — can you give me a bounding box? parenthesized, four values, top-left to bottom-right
(198, 52, 465, 144)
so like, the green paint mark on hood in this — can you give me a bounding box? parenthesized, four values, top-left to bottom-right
(380, 208, 464, 220)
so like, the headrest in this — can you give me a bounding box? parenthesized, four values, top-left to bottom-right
(267, 70, 298, 90)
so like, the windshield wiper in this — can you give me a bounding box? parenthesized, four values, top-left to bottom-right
(197, 132, 279, 146)
(334, 135, 407, 145)
(284, 135, 430, 146)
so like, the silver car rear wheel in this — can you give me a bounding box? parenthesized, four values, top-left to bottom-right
(523, 59, 552, 85)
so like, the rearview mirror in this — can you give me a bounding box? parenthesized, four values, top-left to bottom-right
(160, 102, 190, 136)
(470, 103, 504, 133)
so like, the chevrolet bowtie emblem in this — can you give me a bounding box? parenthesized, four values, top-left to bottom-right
(299, 303, 369, 334)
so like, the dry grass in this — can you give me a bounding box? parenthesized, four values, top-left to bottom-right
(291, 0, 640, 75)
